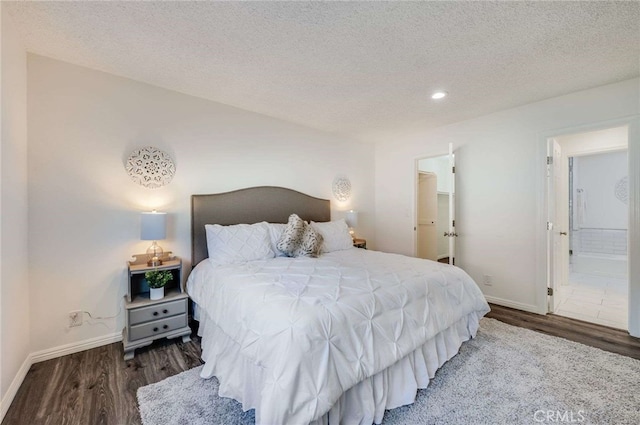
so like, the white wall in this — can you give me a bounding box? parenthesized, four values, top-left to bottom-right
(375, 78, 640, 314)
(558, 125, 628, 156)
(574, 151, 628, 229)
(418, 155, 451, 193)
(27, 55, 375, 353)
(1, 5, 30, 415)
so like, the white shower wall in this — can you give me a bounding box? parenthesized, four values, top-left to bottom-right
(572, 151, 628, 231)
(571, 150, 628, 278)
(572, 228, 627, 277)
(573, 228, 627, 256)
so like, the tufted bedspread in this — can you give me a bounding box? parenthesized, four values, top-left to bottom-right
(187, 248, 490, 424)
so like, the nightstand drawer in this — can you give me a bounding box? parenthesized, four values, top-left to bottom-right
(129, 298, 187, 325)
(129, 314, 187, 341)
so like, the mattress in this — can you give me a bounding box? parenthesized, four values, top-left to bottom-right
(187, 248, 490, 424)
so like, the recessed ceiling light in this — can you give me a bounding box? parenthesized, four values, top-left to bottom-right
(431, 91, 448, 100)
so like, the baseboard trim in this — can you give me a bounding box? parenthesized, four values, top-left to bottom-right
(1, 354, 33, 422)
(484, 296, 544, 315)
(31, 332, 123, 364)
(1, 332, 122, 422)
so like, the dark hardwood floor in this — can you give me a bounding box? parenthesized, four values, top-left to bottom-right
(3, 306, 639, 424)
(486, 304, 640, 360)
(2, 331, 203, 425)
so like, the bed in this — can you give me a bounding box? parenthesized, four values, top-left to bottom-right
(186, 186, 490, 425)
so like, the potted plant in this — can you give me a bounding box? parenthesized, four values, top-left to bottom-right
(145, 269, 173, 300)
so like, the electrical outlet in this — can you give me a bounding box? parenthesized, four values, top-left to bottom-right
(69, 310, 83, 327)
(483, 275, 493, 286)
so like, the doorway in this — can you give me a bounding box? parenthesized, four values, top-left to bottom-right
(417, 171, 439, 261)
(415, 147, 455, 264)
(547, 126, 629, 330)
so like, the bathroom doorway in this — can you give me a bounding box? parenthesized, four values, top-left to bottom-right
(548, 126, 628, 329)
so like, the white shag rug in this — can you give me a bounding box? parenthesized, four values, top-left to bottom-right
(137, 318, 640, 424)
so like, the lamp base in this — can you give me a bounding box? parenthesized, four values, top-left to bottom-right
(146, 241, 164, 267)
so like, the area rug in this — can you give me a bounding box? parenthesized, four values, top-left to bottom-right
(137, 318, 640, 424)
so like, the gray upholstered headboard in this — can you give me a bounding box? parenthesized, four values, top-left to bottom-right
(191, 186, 330, 266)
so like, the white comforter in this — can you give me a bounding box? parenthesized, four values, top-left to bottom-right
(187, 248, 489, 425)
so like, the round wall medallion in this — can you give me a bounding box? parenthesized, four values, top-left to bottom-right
(332, 175, 352, 202)
(125, 146, 176, 189)
(614, 176, 628, 205)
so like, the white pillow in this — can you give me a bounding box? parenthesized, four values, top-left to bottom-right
(311, 219, 354, 253)
(267, 223, 288, 257)
(205, 222, 275, 265)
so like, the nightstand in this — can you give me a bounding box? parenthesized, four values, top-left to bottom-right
(353, 238, 367, 249)
(123, 253, 191, 360)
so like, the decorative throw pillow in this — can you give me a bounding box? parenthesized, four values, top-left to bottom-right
(293, 223, 323, 258)
(277, 214, 324, 258)
(311, 219, 353, 253)
(277, 214, 305, 256)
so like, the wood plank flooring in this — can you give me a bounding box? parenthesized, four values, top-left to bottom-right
(486, 304, 640, 360)
(2, 332, 202, 425)
(4, 305, 639, 425)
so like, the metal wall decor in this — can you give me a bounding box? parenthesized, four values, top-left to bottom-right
(125, 146, 176, 189)
(614, 176, 628, 205)
(332, 175, 352, 202)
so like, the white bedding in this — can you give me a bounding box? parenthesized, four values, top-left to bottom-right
(187, 248, 490, 425)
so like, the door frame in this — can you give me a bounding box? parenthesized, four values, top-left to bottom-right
(546, 138, 570, 313)
(536, 115, 640, 336)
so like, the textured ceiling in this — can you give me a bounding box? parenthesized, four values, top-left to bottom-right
(5, 1, 640, 143)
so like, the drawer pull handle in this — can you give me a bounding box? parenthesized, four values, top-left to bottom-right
(163, 325, 169, 330)
(153, 312, 159, 316)
(163, 309, 168, 314)
(153, 327, 159, 332)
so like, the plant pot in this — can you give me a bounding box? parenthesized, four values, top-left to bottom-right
(150, 287, 164, 300)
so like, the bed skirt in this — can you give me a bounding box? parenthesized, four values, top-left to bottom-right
(197, 311, 482, 425)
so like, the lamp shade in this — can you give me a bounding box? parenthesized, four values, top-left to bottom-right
(141, 212, 166, 241)
(345, 210, 358, 228)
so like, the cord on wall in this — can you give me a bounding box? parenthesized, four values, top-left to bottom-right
(82, 307, 122, 321)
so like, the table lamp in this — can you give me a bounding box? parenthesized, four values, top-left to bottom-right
(141, 211, 167, 266)
(345, 210, 358, 241)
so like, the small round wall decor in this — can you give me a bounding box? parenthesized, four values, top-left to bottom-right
(125, 146, 176, 189)
(332, 175, 352, 202)
(614, 176, 628, 205)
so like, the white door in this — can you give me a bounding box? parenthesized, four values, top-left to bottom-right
(417, 172, 438, 260)
(547, 138, 569, 312)
(448, 143, 456, 265)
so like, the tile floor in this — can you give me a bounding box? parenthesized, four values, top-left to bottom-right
(556, 271, 628, 330)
